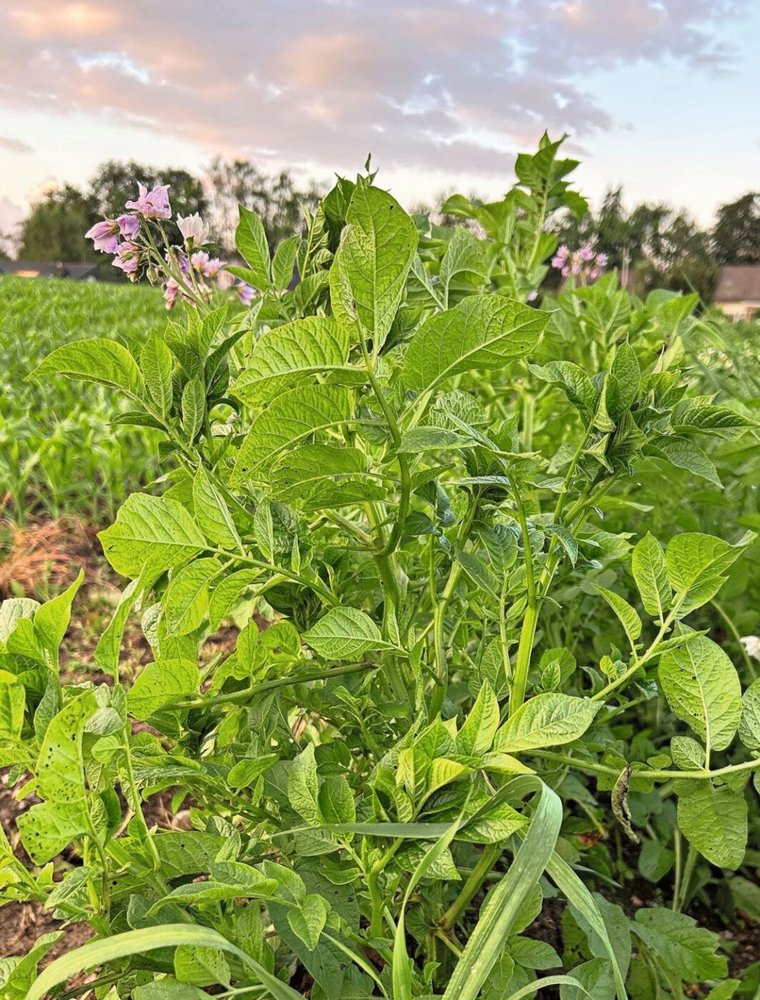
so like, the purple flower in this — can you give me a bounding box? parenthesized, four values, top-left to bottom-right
(163, 277, 180, 309)
(570, 261, 581, 276)
(561, 265, 571, 278)
(112, 241, 141, 277)
(550, 255, 565, 270)
(117, 213, 140, 239)
(596, 253, 608, 268)
(556, 245, 570, 261)
(237, 282, 254, 305)
(85, 219, 120, 254)
(190, 249, 209, 271)
(125, 183, 171, 219)
(579, 243, 594, 262)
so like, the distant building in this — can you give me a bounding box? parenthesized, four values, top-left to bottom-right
(714, 265, 760, 320)
(0, 260, 97, 280)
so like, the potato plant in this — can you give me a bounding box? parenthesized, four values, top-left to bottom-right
(2, 136, 760, 998)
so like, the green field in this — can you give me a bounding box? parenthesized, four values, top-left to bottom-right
(0, 276, 166, 523)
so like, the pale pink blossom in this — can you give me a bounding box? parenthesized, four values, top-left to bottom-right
(126, 183, 171, 219)
(237, 283, 254, 305)
(177, 213, 206, 243)
(579, 243, 594, 262)
(596, 253, 608, 268)
(117, 213, 140, 239)
(112, 241, 140, 277)
(163, 277, 181, 309)
(190, 250, 225, 278)
(85, 219, 120, 253)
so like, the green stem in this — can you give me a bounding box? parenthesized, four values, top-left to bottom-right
(178, 661, 375, 709)
(712, 599, 757, 681)
(509, 487, 538, 716)
(532, 748, 760, 782)
(676, 845, 698, 912)
(439, 843, 501, 931)
(205, 547, 337, 606)
(360, 339, 411, 558)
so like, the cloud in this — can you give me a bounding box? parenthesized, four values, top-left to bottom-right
(0, 135, 34, 153)
(0, 0, 749, 179)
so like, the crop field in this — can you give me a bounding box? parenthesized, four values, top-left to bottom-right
(0, 276, 165, 524)
(1, 138, 760, 1000)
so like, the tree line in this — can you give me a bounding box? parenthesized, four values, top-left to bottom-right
(3, 157, 759, 302)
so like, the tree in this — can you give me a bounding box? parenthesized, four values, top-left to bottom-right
(205, 157, 322, 252)
(554, 187, 716, 300)
(18, 185, 98, 264)
(712, 192, 760, 264)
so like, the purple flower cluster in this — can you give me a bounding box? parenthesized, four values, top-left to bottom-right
(84, 181, 253, 310)
(551, 244, 608, 282)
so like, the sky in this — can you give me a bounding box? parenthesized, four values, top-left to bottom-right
(0, 0, 758, 235)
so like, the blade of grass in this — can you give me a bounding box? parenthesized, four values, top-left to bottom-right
(441, 778, 561, 1000)
(546, 852, 628, 1000)
(27, 924, 303, 1000)
(392, 812, 469, 999)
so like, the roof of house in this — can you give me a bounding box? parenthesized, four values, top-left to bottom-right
(714, 265, 760, 302)
(0, 260, 97, 279)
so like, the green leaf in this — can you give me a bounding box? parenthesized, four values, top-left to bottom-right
(593, 585, 642, 647)
(665, 532, 752, 612)
(128, 659, 199, 721)
(272, 235, 299, 289)
(659, 635, 741, 752)
(318, 775, 356, 825)
(175, 945, 231, 988)
(458, 682, 500, 756)
(399, 426, 478, 453)
(653, 438, 721, 487)
(559, 959, 614, 1000)
(235, 205, 271, 291)
(676, 781, 747, 869)
(632, 907, 727, 981)
(28, 338, 144, 398)
(631, 532, 671, 623)
(330, 183, 418, 348)
(17, 691, 97, 863)
(99, 493, 206, 578)
(495, 694, 599, 753)
(192, 466, 241, 550)
(403, 295, 547, 393)
(232, 385, 353, 481)
(268, 444, 369, 504)
(302, 606, 388, 660)
(163, 558, 220, 636)
(181, 376, 205, 442)
(609, 342, 640, 415)
(0, 672, 25, 739)
(738, 678, 760, 751)
(528, 361, 596, 418)
(288, 893, 330, 950)
(140, 333, 174, 415)
(34, 568, 84, 662)
(27, 924, 304, 1000)
(438, 228, 490, 306)
(232, 317, 350, 406)
(288, 744, 321, 824)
